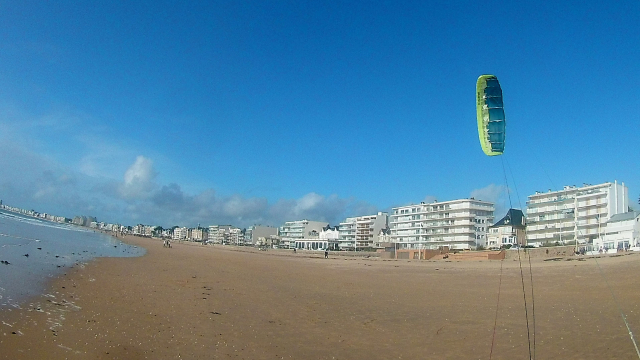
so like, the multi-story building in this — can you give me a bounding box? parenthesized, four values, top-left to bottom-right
(338, 212, 388, 251)
(228, 227, 243, 245)
(526, 181, 629, 246)
(245, 225, 279, 246)
(173, 227, 188, 240)
(279, 220, 329, 249)
(487, 209, 526, 249)
(208, 225, 232, 244)
(192, 227, 208, 242)
(208, 225, 242, 244)
(390, 198, 494, 250)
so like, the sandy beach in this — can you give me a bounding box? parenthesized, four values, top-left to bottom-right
(2, 235, 640, 359)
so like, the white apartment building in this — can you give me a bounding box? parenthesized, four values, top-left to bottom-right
(526, 181, 629, 245)
(390, 198, 494, 250)
(229, 227, 243, 245)
(338, 212, 388, 251)
(279, 220, 329, 249)
(173, 227, 188, 240)
(208, 225, 233, 244)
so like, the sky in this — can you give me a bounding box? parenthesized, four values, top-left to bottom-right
(0, 0, 638, 228)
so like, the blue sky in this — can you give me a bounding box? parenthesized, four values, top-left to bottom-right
(0, 1, 638, 228)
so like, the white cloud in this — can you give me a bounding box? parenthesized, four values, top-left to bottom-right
(470, 184, 514, 219)
(118, 156, 157, 199)
(423, 195, 438, 203)
(470, 184, 505, 203)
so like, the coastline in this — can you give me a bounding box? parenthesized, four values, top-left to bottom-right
(2, 235, 640, 359)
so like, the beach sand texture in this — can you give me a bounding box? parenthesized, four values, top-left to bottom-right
(2, 235, 640, 359)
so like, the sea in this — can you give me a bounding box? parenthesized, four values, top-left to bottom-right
(0, 209, 145, 309)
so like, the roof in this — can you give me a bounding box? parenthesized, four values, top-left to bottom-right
(608, 211, 640, 223)
(491, 209, 525, 228)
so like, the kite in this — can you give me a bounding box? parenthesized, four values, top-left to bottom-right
(476, 75, 505, 156)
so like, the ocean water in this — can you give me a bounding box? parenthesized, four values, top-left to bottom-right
(0, 210, 145, 308)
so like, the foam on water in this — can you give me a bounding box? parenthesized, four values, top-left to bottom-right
(0, 210, 145, 308)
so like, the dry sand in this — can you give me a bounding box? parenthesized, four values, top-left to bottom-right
(2, 235, 640, 359)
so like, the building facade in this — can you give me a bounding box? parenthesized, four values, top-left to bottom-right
(389, 199, 494, 250)
(526, 181, 629, 246)
(279, 220, 329, 249)
(338, 212, 388, 251)
(191, 227, 208, 242)
(487, 209, 526, 249)
(208, 225, 233, 244)
(173, 227, 188, 240)
(245, 225, 279, 245)
(596, 211, 640, 251)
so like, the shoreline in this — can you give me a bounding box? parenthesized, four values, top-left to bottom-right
(2, 235, 640, 359)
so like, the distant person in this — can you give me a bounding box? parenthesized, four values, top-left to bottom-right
(293, 248, 296, 253)
(324, 250, 328, 259)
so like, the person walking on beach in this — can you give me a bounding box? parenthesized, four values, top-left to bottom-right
(324, 250, 328, 259)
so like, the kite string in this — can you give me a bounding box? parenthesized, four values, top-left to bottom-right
(505, 156, 536, 359)
(502, 156, 533, 360)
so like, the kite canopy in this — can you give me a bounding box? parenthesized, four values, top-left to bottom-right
(476, 75, 505, 156)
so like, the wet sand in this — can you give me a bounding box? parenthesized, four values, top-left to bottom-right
(2, 235, 640, 359)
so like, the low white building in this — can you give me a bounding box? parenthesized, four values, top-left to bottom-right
(595, 211, 640, 251)
(279, 220, 329, 249)
(301, 226, 339, 250)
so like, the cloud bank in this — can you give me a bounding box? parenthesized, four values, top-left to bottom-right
(0, 141, 374, 227)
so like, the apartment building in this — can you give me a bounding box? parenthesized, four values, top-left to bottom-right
(279, 220, 329, 249)
(525, 181, 629, 245)
(208, 225, 234, 244)
(191, 227, 208, 242)
(389, 198, 494, 250)
(173, 227, 188, 240)
(338, 212, 389, 251)
(228, 227, 243, 245)
(245, 225, 279, 245)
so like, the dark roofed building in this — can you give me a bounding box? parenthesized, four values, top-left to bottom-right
(487, 209, 526, 249)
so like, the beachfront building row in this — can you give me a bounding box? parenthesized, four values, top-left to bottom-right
(338, 212, 389, 251)
(389, 198, 495, 250)
(525, 181, 630, 247)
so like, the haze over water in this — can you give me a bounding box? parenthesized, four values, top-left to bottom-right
(0, 210, 144, 308)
